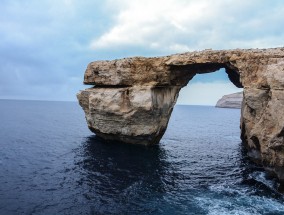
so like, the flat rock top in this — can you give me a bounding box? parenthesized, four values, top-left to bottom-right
(84, 47, 284, 86)
(93, 47, 284, 64)
(89, 47, 284, 67)
(164, 47, 284, 65)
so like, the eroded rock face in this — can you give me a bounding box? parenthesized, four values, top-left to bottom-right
(77, 86, 180, 144)
(77, 47, 284, 185)
(216, 92, 243, 109)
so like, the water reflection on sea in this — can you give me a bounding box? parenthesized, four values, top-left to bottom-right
(0, 100, 283, 214)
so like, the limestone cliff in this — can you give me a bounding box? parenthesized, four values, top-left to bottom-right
(216, 92, 243, 108)
(77, 47, 284, 187)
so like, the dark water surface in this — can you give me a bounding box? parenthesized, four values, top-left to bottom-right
(0, 100, 283, 215)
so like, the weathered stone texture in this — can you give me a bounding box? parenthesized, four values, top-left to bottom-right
(77, 47, 284, 186)
(77, 86, 180, 145)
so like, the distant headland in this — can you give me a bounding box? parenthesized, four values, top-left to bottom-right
(216, 92, 243, 109)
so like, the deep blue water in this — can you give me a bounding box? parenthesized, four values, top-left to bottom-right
(0, 100, 284, 215)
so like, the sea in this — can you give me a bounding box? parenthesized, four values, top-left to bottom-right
(0, 99, 284, 215)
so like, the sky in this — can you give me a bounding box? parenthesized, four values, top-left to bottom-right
(0, 0, 283, 105)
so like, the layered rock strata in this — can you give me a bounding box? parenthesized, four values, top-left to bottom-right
(216, 92, 243, 108)
(77, 47, 284, 185)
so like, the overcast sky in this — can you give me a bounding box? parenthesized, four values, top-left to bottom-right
(0, 0, 283, 105)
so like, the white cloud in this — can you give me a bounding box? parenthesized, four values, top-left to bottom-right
(168, 44, 191, 53)
(0, 0, 108, 101)
(90, 0, 284, 53)
(177, 81, 242, 105)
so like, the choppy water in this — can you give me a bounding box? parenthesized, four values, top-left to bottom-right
(0, 100, 283, 215)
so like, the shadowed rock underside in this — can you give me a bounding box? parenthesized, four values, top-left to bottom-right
(77, 48, 284, 186)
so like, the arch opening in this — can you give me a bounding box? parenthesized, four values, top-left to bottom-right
(169, 63, 243, 88)
(173, 66, 243, 106)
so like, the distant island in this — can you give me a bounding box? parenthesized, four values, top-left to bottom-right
(215, 92, 243, 109)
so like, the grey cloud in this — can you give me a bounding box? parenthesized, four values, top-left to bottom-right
(0, 0, 112, 101)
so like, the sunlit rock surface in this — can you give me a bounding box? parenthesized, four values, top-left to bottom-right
(216, 92, 243, 109)
(77, 47, 284, 186)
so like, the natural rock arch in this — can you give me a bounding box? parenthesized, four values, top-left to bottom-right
(77, 48, 284, 185)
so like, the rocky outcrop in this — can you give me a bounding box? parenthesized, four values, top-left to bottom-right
(77, 47, 284, 187)
(77, 86, 179, 144)
(216, 92, 243, 108)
